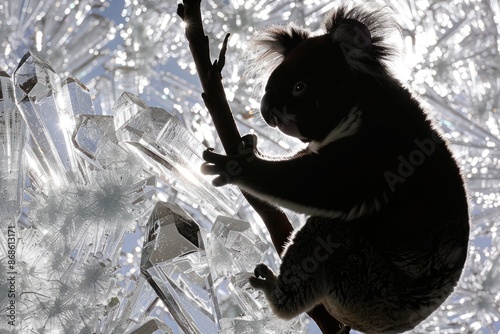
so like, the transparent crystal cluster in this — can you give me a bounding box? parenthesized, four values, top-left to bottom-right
(141, 202, 305, 334)
(0, 0, 499, 333)
(0, 51, 253, 333)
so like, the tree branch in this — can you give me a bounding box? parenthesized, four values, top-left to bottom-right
(177, 1, 347, 333)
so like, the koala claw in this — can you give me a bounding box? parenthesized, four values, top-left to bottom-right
(241, 133, 258, 148)
(249, 264, 278, 292)
(254, 263, 276, 280)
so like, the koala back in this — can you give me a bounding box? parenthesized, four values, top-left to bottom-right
(236, 3, 470, 332)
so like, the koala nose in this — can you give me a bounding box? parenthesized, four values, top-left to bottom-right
(260, 89, 279, 127)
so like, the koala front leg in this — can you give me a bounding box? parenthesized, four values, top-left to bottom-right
(201, 134, 365, 216)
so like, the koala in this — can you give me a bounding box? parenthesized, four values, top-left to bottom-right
(201, 3, 469, 333)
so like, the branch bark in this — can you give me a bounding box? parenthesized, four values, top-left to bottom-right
(177, 1, 347, 333)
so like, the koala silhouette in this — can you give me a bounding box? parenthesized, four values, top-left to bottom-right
(201, 3, 469, 333)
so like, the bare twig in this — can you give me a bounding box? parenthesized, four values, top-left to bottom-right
(177, 1, 347, 333)
(176, 0, 292, 252)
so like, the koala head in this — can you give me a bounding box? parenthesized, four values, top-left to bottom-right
(247, 4, 398, 142)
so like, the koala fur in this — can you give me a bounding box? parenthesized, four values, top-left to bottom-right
(201, 3, 469, 333)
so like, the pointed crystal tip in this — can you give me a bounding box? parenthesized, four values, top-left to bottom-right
(13, 51, 59, 103)
(16, 51, 56, 73)
(140, 202, 201, 271)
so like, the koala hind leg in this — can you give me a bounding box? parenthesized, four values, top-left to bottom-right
(250, 217, 348, 319)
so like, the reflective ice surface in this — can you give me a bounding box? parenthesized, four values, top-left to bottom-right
(0, 54, 250, 333)
(141, 203, 305, 334)
(114, 92, 242, 217)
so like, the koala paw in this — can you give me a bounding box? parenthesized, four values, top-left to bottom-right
(201, 149, 235, 187)
(200, 134, 260, 187)
(249, 263, 277, 292)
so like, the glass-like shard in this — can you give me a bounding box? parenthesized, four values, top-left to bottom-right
(211, 216, 268, 273)
(129, 175, 159, 208)
(72, 114, 145, 187)
(203, 216, 270, 320)
(141, 202, 219, 334)
(141, 202, 201, 271)
(72, 114, 123, 171)
(89, 75, 115, 115)
(113, 92, 149, 132)
(226, 272, 268, 320)
(0, 69, 26, 224)
(220, 316, 305, 334)
(61, 76, 95, 117)
(121, 275, 159, 326)
(223, 273, 305, 333)
(201, 216, 304, 332)
(113, 92, 242, 217)
(129, 318, 173, 334)
(13, 51, 78, 186)
(92, 274, 161, 333)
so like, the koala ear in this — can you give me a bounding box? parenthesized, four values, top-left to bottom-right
(324, 4, 398, 77)
(329, 18, 372, 51)
(266, 24, 311, 57)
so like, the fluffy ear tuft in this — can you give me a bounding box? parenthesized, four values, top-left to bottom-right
(243, 24, 311, 92)
(324, 3, 399, 77)
(330, 18, 372, 50)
